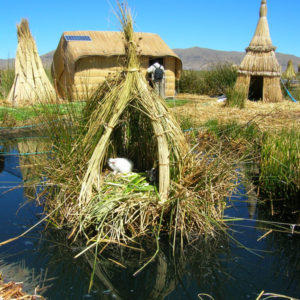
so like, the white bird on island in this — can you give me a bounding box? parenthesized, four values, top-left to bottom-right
(108, 158, 133, 174)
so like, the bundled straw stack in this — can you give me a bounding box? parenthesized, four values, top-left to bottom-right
(7, 19, 56, 106)
(235, 0, 283, 102)
(76, 4, 188, 205)
(282, 60, 296, 80)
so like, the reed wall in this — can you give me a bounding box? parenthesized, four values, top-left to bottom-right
(62, 55, 177, 100)
(263, 76, 283, 102)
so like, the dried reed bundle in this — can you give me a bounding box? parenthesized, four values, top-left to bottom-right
(7, 19, 56, 105)
(282, 60, 296, 79)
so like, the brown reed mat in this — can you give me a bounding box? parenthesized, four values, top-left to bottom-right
(173, 94, 300, 131)
(0, 280, 44, 300)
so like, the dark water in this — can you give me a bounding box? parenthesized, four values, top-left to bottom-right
(0, 140, 300, 300)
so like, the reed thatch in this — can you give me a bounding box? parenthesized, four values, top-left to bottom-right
(51, 31, 182, 100)
(7, 19, 56, 106)
(282, 60, 296, 79)
(235, 0, 283, 102)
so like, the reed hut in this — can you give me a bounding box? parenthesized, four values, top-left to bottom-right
(282, 60, 296, 79)
(51, 31, 182, 100)
(7, 19, 56, 105)
(235, 0, 283, 102)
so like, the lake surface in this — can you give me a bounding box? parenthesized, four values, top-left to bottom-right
(0, 139, 300, 300)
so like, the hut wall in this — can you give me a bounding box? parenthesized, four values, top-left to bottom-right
(54, 71, 73, 99)
(69, 55, 177, 100)
(164, 57, 176, 97)
(72, 56, 122, 99)
(263, 76, 283, 102)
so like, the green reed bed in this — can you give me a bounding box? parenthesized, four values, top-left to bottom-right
(259, 128, 300, 200)
(0, 68, 15, 100)
(199, 119, 300, 201)
(0, 97, 185, 127)
(0, 102, 85, 127)
(176, 63, 237, 96)
(224, 86, 247, 109)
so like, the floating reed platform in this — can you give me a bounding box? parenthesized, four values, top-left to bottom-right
(173, 94, 300, 131)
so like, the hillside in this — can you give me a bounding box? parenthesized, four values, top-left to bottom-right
(173, 47, 300, 71)
(0, 51, 54, 70)
(1, 48, 299, 72)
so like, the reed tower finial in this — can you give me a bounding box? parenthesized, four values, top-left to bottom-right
(260, 0, 267, 18)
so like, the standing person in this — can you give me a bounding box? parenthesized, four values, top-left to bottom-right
(147, 62, 165, 98)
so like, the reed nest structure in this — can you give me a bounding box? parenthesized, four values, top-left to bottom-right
(51, 31, 182, 100)
(7, 19, 56, 106)
(33, 4, 240, 249)
(235, 0, 283, 102)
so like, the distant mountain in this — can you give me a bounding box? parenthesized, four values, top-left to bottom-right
(0, 50, 54, 70)
(1, 48, 299, 72)
(173, 47, 300, 72)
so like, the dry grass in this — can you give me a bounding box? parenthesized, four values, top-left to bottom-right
(173, 94, 300, 131)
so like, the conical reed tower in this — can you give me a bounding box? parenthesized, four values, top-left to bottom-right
(235, 0, 283, 102)
(283, 60, 296, 80)
(7, 19, 56, 105)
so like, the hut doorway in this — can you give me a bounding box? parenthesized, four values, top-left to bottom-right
(248, 76, 263, 101)
(149, 57, 164, 67)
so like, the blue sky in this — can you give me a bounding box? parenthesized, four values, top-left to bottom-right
(0, 0, 299, 59)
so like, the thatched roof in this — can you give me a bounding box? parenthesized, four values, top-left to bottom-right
(7, 19, 56, 105)
(247, 0, 274, 51)
(238, 0, 281, 77)
(52, 31, 182, 81)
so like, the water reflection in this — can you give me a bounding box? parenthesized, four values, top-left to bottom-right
(36, 230, 230, 300)
(0, 139, 300, 299)
(0, 155, 4, 174)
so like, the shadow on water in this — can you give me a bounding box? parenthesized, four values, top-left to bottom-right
(0, 138, 300, 299)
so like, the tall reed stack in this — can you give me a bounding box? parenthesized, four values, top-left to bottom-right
(7, 19, 56, 106)
(282, 60, 296, 80)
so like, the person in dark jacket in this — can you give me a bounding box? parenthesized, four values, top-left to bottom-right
(147, 62, 165, 98)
